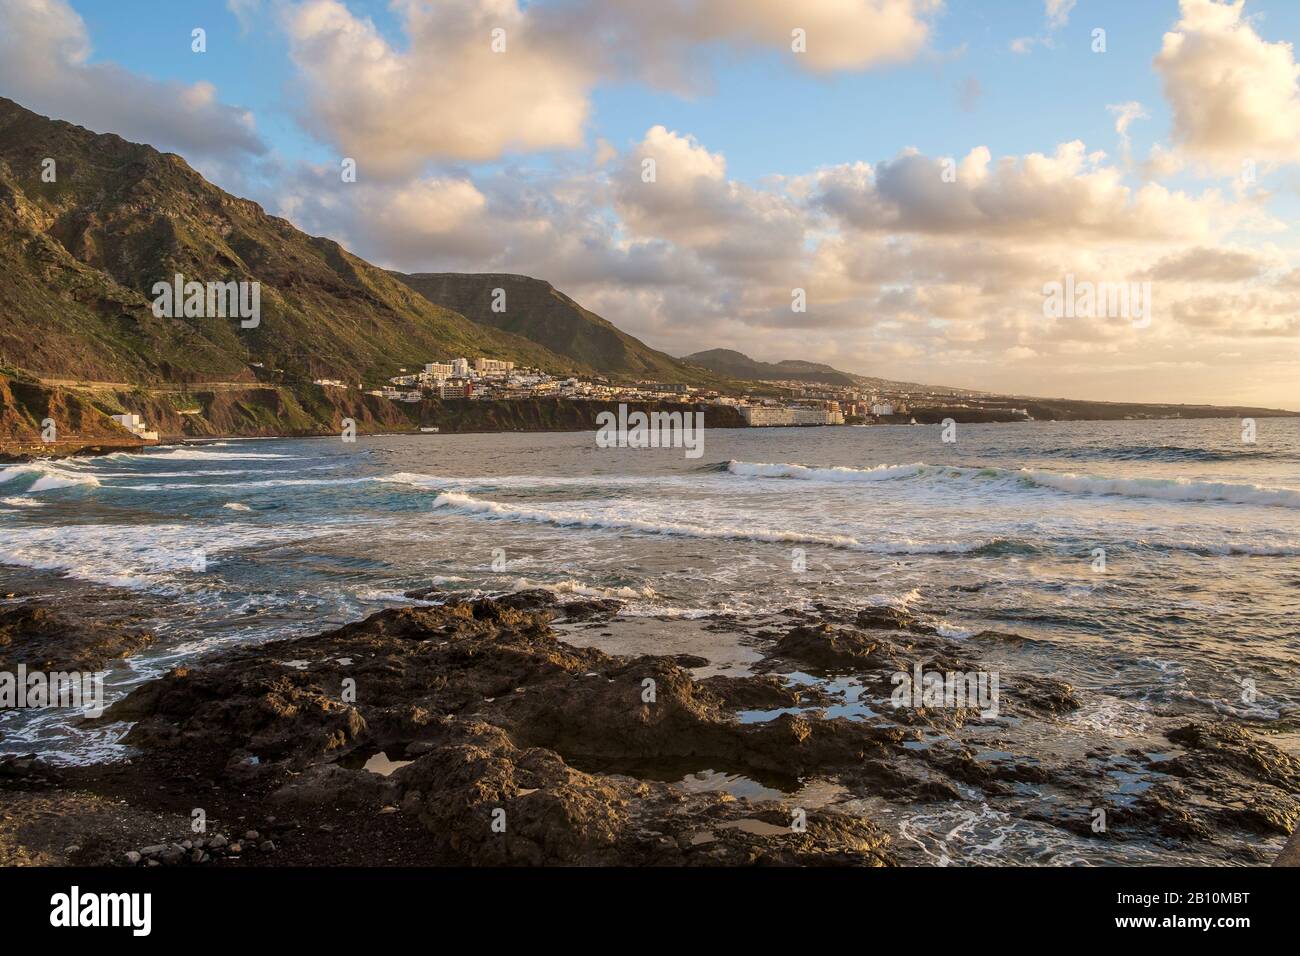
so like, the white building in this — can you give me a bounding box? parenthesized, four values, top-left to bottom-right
(451, 358, 470, 378)
(111, 413, 160, 442)
(474, 358, 514, 374)
(739, 405, 842, 427)
(738, 406, 795, 427)
(870, 402, 895, 417)
(423, 362, 454, 380)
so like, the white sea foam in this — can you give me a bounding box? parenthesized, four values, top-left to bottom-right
(428, 491, 990, 554)
(0, 521, 323, 590)
(0, 496, 43, 507)
(726, 460, 927, 483)
(504, 576, 658, 601)
(725, 459, 1300, 508)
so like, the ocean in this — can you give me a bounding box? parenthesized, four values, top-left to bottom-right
(2, 418, 1298, 865)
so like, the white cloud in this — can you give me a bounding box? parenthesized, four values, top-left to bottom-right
(1045, 0, 1076, 30)
(281, 0, 942, 171)
(1010, 0, 1074, 54)
(0, 0, 264, 159)
(1107, 101, 1149, 163)
(284, 0, 593, 175)
(811, 142, 1244, 242)
(1155, 0, 1300, 170)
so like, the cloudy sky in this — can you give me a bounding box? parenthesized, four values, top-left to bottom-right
(3, 0, 1300, 407)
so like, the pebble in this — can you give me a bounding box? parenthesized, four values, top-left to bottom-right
(259, 840, 276, 853)
(124, 851, 142, 865)
(244, 830, 259, 841)
(159, 846, 185, 865)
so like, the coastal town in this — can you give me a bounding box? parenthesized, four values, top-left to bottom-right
(312, 355, 955, 427)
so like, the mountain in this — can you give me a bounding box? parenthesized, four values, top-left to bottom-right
(680, 348, 868, 387)
(0, 97, 583, 387)
(396, 273, 724, 386)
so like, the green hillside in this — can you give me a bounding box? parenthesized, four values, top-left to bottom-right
(0, 97, 582, 387)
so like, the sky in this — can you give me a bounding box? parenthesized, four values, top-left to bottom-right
(2, 0, 1299, 407)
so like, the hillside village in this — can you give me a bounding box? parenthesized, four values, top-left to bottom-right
(305, 355, 1043, 428)
(343, 356, 902, 426)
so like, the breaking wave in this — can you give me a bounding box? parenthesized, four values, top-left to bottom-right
(0, 463, 101, 492)
(725, 460, 1300, 509)
(428, 491, 1000, 554)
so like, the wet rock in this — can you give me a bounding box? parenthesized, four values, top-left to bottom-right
(770, 624, 895, 671)
(701, 674, 808, 710)
(1003, 674, 1081, 714)
(89, 590, 1291, 867)
(403, 586, 447, 600)
(103, 664, 368, 764)
(0, 601, 153, 672)
(1165, 721, 1300, 789)
(854, 606, 936, 634)
(559, 599, 623, 622)
(105, 595, 905, 865)
(495, 589, 560, 612)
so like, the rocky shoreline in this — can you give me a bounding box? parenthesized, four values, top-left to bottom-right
(1, 588, 1297, 866)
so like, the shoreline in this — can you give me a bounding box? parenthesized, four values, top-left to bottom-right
(2, 586, 1295, 867)
(7, 413, 1300, 464)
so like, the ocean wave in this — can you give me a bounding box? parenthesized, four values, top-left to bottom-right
(0, 463, 101, 492)
(0, 496, 44, 507)
(1007, 444, 1284, 464)
(0, 521, 325, 590)
(383, 471, 694, 491)
(117, 477, 375, 491)
(139, 448, 303, 461)
(428, 491, 997, 554)
(725, 460, 1300, 508)
(724, 460, 926, 482)
(1162, 540, 1300, 557)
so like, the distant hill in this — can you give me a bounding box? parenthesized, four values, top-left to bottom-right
(396, 273, 724, 386)
(681, 349, 867, 387)
(0, 97, 580, 387)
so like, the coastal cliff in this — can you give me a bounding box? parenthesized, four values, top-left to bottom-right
(0, 373, 742, 458)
